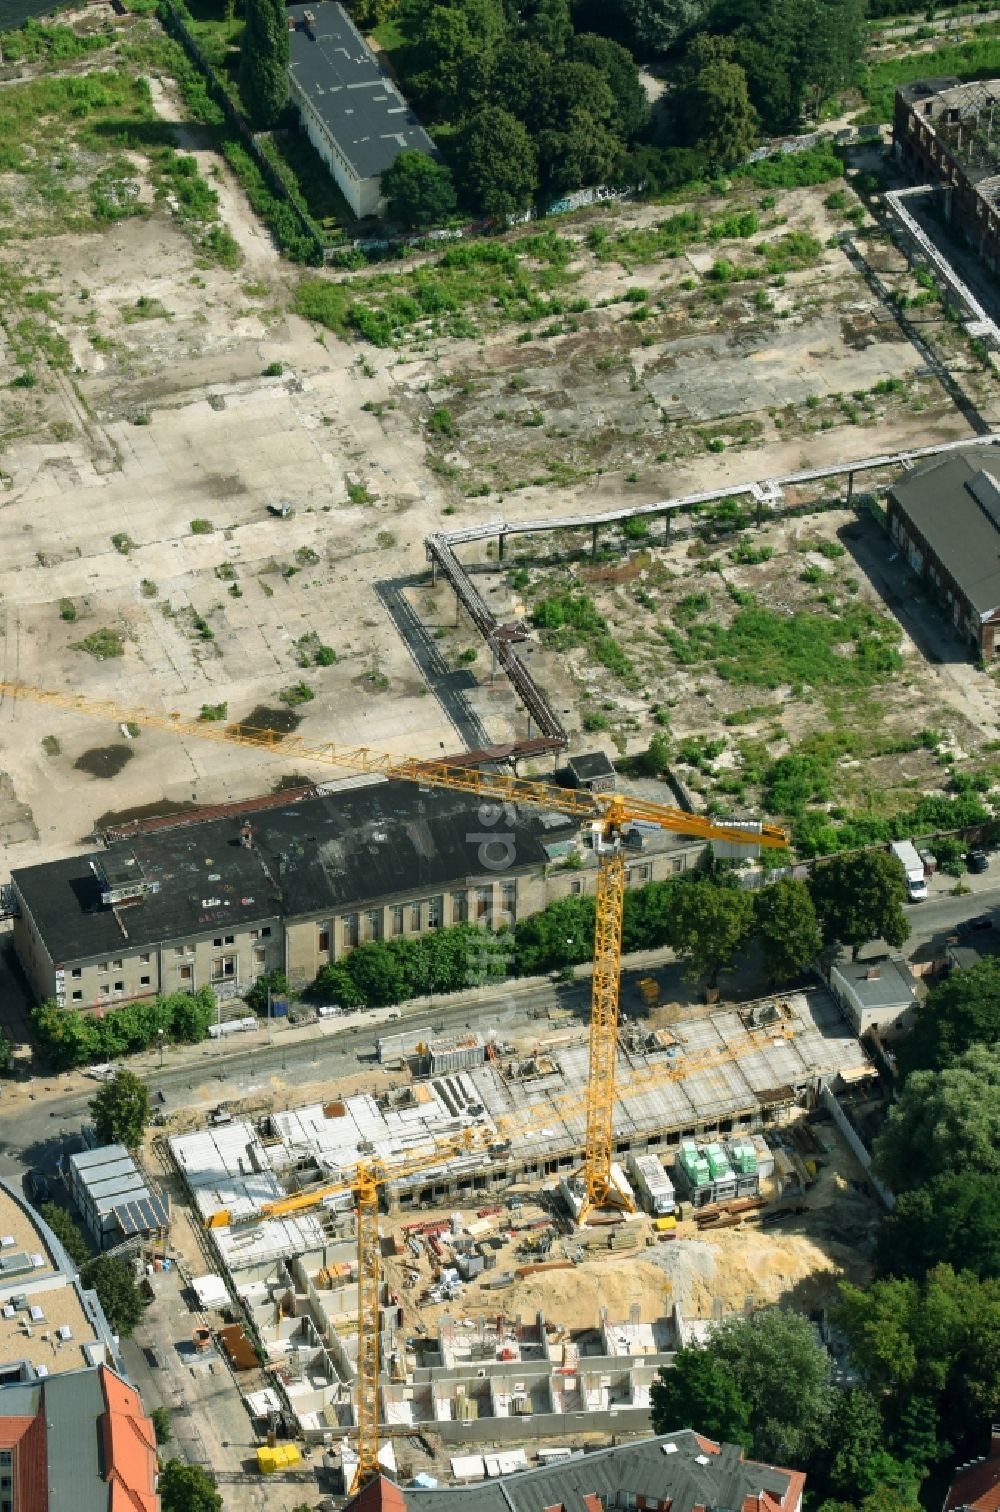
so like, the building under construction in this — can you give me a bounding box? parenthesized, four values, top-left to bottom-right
(172, 986, 870, 1269)
(894, 77, 1000, 273)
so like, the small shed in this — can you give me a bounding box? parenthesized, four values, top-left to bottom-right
(68, 1145, 170, 1251)
(566, 751, 616, 793)
(829, 955, 919, 1039)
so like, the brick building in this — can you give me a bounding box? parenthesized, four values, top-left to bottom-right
(893, 77, 1000, 272)
(886, 445, 1000, 656)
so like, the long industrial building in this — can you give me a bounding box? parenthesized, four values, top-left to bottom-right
(10, 777, 704, 1009)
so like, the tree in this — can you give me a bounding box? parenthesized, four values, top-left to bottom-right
(158, 1460, 223, 1512)
(569, 33, 649, 141)
(490, 40, 553, 131)
(167, 987, 215, 1042)
(677, 56, 758, 167)
(382, 150, 457, 228)
(755, 877, 822, 984)
(239, 0, 289, 128)
(836, 1265, 1000, 1455)
(538, 110, 624, 195)
(150, 1406, 173, 1445)
(512, 893, 595, 975)
(32, 1000, 102, 1070)
(669, 877, 754, 988)
(400, 0, 506, 119)
(639, 732, 671, 777)
(0, 1028, 12, 1072)
(877, 1171, 1000, 1282)
(650, 1348, 751, 1444)
(89, 1069, 150, 1148)
(709, 1308, 835, 1464)
(246, 970, 289, 1016)
(454, 107, 539, 218)
(809, 852, 910, 958)
(621, 0, 711, 54)
(817, 1389, 886, 1501)
(82, 1255, 144, 1337)
(524, 0, 572, 55)
(798, 0, 866, 116)
(40, 1202, 91, 1268)
(899, 957, 1000, 1074)
(873, 1043, 1000, 1191)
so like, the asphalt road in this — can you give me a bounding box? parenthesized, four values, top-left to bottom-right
(1, 871, 997, 1197)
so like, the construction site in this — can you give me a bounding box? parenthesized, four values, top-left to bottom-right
(164, 983, 875, 1481)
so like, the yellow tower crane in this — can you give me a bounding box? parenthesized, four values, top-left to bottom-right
(0, 679, 785, 1218)
(210, 1128, 495, 1492)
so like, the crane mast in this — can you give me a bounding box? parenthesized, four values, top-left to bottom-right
(0, 678, 789, 1489)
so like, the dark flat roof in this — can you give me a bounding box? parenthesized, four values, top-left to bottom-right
(396, 1433, 797, 1512)
(43, 1368, 107, 1512)
(889, 446, 1000, 617)
(287, 1, 435, 184)
(12, 782, 575, 966)
(567, 751, 616, 781)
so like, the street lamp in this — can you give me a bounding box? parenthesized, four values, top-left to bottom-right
(157, 1029, 165, 1071)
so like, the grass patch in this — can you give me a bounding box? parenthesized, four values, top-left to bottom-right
(279, 680, 315, 707)
(658, 601, 902, 690)
(41, 735, 61, 757)
(74, 628, 125, 659)
(198, 701, 228, 721)
(189, 518, 213, 534)
(295, 233, 578, 347)
(739, 141, 844, 189)
(860, 30, 1000, 121)
(121, 294, 171, 324)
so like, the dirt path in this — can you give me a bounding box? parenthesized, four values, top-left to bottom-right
(146, 74, 281, 272)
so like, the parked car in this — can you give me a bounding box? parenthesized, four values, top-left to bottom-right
(967, 848, 990, 874)
(956, 913, 993, 937)
(25, 1171, 50, 1205)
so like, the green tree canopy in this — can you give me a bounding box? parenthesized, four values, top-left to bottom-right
(150, 1405, 173, 1445)
(158, 1460, 223, 1512)
(621, 0, 711, 54)
(755, 876, 821, 984)
(835, 1265, 1000, 1453)
(815, 1388, 886, 1502)
(382, 150, 457, 228)
(809, 851, 910, 958)
(538, 109, 623, 195)
(900, 957, 1000, 1074)
(650, 1348, 752, 1444)
(40, 1203, 91, 1268)
(490, 39, 553, 130)
(669, 877, 754, 987)
(454, 106, 539, 218)
(524, 0, 572, 55)
(876, 1171, 1000, 1282)
(89, 1069, 150, 1148)
(710, 1308, 835, 1464)
(569, 33, 649, 140)
(400, 0, 507, 119)
(873, 1043, 1000, 1191)
(677, 55, 758, 166)
(0, 1028, 13, 1071)
(239, 0, 289, 127)
(82, 1254, 144, 1337)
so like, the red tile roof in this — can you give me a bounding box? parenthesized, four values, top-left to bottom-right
(946, 1453, 1000, 1512)
(99, 1365, 159, 1512)
(346, 1476, 409, 1512)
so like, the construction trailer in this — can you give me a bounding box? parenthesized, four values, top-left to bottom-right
(625, 1152, 675, 1216)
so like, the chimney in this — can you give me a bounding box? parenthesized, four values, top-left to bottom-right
(240, 821, 254, 850)
(866, 966, 881, 981)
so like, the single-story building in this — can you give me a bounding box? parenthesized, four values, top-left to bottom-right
(829, 954, 920, 1039)
(566, 750, 616, 793)
(67, 1145, 170, 1253)
(886, 445, 1000, 656)
(286, 1, 437, 219)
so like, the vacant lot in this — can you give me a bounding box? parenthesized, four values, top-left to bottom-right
(0, 11, 995, 870)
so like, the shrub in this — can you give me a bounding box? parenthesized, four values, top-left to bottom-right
(428, 406, 455, 436)
(279, 681, 315, 706)
(198, 702, 228, 721)
(73, 628, 124, 659)
(262, 360, 283, 377)
(59, 598, 76, 622)
(111, 533, 134, 555)
(190, 518, 213, 534)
